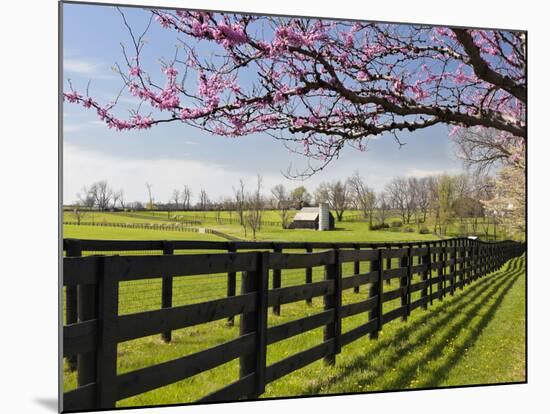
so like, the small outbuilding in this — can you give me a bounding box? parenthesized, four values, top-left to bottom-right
(288, 204, 335, 230)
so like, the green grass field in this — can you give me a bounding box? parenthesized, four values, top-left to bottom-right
(63, 209, 509, 242)
(63, 210, 442, 244)
(62, 209, 524, 406)
(63, 253, 525, 406)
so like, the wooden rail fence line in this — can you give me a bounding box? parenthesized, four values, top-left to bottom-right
(62, 238, 525, 411)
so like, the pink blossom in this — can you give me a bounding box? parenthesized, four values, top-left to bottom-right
(132, 114, 153, 129)
(293, 118, 306, 128)
(128, 66, 142, 76)
(357, 71, 368, 81)
(449, 125, 461, 137)
(64, 91, 81, 103)
(82, 97, 94, 108)
(216, 23, 248, 47)
(164, 66, 178, 77)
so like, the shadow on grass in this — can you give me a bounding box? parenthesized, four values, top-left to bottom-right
(304, 257, 524, 394)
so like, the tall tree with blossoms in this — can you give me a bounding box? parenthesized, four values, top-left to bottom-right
(64, 7, 526, 176)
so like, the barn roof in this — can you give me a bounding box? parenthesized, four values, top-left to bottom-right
(293, 207, 319, 221)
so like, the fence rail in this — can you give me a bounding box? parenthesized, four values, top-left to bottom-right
(62, 237, 525, 411)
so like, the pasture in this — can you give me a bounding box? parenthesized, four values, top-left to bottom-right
(62, 209, 523, 407)
(63, 209, 506, 242)
(63, 210, 442, 243)
(62, 252, 525, 406)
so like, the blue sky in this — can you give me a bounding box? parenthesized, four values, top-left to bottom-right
(62, 2, 463, 205)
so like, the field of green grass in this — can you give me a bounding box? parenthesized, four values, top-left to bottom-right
(63, 210, 442, 244)
(63, 208, 511, 243)
(63, 254, 525, 406)
(63, 224, 225, 242)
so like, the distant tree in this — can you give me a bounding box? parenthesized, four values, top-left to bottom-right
(171, 189, 181, 209)
(483, 162, 525, 238)
(72, 203, 87, 225)
(452, 197, 484, 220)
(452, 127, 524, 175)
(117, 189, 126, 210)
(290, 186, 312, 209)
(347, 172, 376, 227)
(145, 182, 155, 210)
(409, 177, 430, 223)
(246, 175, 264, 239)
(182, 185, 193, 210)
(111, 190, 122, 210)
(234, 179, 248, 235)
(128, 201, 145, 210)
(386, 177, 414, 224)
(199, 189, 210, 211)
(376, 192, 391, 225)
(435, 175, 456, 235)
(315, 180, 349, 222)
(77, 186, 96, 209)
(86, 180, 114, 211)
(271, 184, 291, 228)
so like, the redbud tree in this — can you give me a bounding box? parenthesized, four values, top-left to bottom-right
(64, 8, 526, 175)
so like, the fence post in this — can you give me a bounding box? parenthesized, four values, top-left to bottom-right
(161, 241, 174, 342)
(323, 249, 341, 365)
(450, 240, 456, 296)
(353, 244, 360, 293)
(459, 239, 465, 290)
(240, 252, 268, 398)
(305, 245, 313, 305)
(96, 257, 119, 409)
(437, 241, 444, 301)
(76, 270, 98, 391)
(226, 244, 237, 326)
(400, 245, 411, 321)
(369, 248, 383, 339)
(272, 245, 282, 316)
(421, 243, 430, 310)
(65, 240, 82, 372)
(385, 244, 392, 285)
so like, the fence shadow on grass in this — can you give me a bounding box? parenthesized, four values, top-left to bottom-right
(303, 257, 524, 394)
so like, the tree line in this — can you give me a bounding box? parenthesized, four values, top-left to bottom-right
(70, 168, 505, 238)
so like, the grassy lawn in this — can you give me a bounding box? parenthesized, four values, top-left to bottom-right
(62, 253, 525, 407)
(63, 209, 512, 242)
(63, 224, 225, 241)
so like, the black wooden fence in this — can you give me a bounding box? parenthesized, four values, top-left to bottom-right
(62, 238, 524, 411)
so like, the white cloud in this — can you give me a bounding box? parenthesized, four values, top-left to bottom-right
(62, 143, 283, 204)
(63, 121, 103, 133)
(64, 58, 117, 79)
(407, 167, 460, 178)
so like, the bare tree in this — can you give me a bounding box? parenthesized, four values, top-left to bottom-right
(77, 186, 95, 209)
(347, 172, 376, 227)
(145, 182, 154, 210)
(87, 180, 113, 211)
(171, 189, 181, 210)
(182, 185, 192, 210)
(246, 175, 264, 240)
(376, 192, 391, 225)
(111, 190, 122, 210)
(315, 180, 349, 222)
(271, 184, 291, 228)
(412, 177, 430, 224)
(72, 202, 87, 225)
(233, 179, 247, 230)
(385, 177, 414, 224)
(117, 189, 126, 210)
(452, 127, 523, 174)
(198, 189, 210, 211)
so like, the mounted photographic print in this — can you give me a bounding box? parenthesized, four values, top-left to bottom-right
(60, 0, 526, 411)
